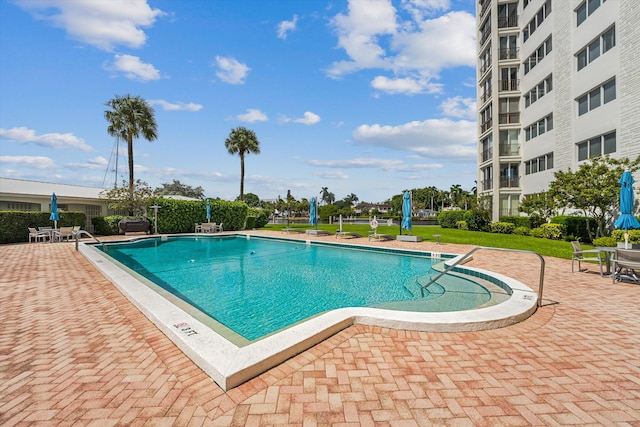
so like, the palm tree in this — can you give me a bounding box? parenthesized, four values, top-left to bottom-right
(320, 187, 330, 205)
(225, 127, 261, 201)
(105, 94, 158, 215)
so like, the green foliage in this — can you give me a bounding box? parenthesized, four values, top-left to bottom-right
(592, 236, 617, 247)
(513, 226, 530, 236)
(156, 179, 204, 199)
(437, 210, 466, 228)
(551, 216, 594, 243)
(150, 198, 249, 233)
(463, 209, 491, 231)
(612, 229, 640, 243)
(245, 216, 256, 229)
(248, 208, 270, 228)
(319, 204, 339, 222)
(541, 223, 564, 240)
(519, 192, 557, 223)
(242, 193, 261, 207)
(456, 220, 468, 230)
(530, 227, 545, 238)
(92, 215, 124, 235)
(225, 127, 261, 200)
(0, 211, 86, 243)
(500, 215, 540, 229)
(491, 222, 516, 234)
(101, 179, 156, 216)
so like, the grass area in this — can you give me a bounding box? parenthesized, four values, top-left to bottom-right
(262, 223, 578, 260)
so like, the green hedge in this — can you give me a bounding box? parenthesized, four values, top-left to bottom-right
(500, 215, 535, 228)
(248, 208, 270, 228)
(0, 211, 86, 244)
(550, 215, 594, 242)
(437, 210, 466, 228)
(491, 222, 516, 234)
(92, 215, 124, 235)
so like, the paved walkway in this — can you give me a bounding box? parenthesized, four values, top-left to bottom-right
(1, 233, 639, 426)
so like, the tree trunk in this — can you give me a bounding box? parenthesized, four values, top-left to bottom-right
(128, 135, 135, 216)
(239, 154, 245, 201)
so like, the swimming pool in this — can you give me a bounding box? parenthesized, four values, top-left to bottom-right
(98, 235, 496, 342)
(81, 233, 538, 390)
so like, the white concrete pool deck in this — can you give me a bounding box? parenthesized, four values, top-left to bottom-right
(79, 233, 537, 391)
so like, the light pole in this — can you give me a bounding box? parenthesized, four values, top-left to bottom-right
(150, 204, 160, 234)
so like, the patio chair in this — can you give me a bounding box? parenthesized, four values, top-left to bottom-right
(56, 226, 74, 242)
(571, 241, 602, 273)
(611, 248, 640, 284)
(28, 227, 49, 243)
(368, 217, 394, 242)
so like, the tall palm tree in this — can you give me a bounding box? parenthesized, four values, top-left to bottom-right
(225, 127, 261, 201)
(105, 94, 158, 215)
(320, 187, 330, 205)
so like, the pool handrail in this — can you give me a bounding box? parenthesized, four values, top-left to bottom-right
(421, 246, 545, 307)
(74, 230, 104, 250)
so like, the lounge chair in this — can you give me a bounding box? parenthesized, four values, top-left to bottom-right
(215, 223, 223, 232)
(306, 229, 332, 236)
(611, 248, 640, 284)
(368, 217, 394, 242)
(335, 216, 360, 239)
(55, 226, 74, 242)
(195, 223, 203, 233)
(571, 241, 602, 274)
(28, 227, 49, 243)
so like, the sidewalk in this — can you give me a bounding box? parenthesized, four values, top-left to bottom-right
(1, 234, 639, 425)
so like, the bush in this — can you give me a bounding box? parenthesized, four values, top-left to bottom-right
(612, 229, 640, 243)
(92, 215, 124, 235)
(248, 208, 270, 228)
(513, 226, 530, 236)
(491, 222, 515, 234)
(464, 209, 491, 231)
(0, 210, 86, 243)
(456, 220, 468, 230)
(541, 223, 564, 240)
(551, 216, 594, 242)
(437, 210, 466, 228)
(530, 227, 545, 238)
(592, 236, 617, 247)
(245, 216, 256, 229)
(500, 216, 531, 228)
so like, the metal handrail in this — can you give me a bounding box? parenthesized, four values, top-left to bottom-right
(74, 230, 103, 251)
(421, 246, 545, 307)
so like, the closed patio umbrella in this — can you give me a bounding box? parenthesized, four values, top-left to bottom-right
(309, 197, 317, 229)
(206, 199, 211, 223)
(401, 191, 412, 235)
(614, 171, 640, 249)
(50, 193, 59, 229)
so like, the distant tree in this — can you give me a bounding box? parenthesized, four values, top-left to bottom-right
(224, 127, 261, 201)
(326, 191, 336, 204)
(548, 155, 640, 240)
(105, 94, 158, 215)
(343, 193, 359, 205)
(519, 191, 557, 223)
(156, 179, 204, 199)
(320, 187, 331, 205)
(101, 179, 156, 216)
(240, 192, 260, 207)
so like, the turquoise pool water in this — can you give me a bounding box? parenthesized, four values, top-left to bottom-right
(99, 235, 492, 341)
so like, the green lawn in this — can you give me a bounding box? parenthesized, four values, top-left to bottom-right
(262, 223, 579, 260)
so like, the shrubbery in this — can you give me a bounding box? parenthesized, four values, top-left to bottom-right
(592, 236, 617, 247)
(551, 215, 594, 242)
(437, 210, 466, 228)
(612, 229, 640, 243)
(464, 209, 491, 231)
(513, 226, 530, 236)
(456, 220, 468, 230)
(541, 223, 564, 240)
(491, 222, 515, 234)
(0, 211, 86, 244)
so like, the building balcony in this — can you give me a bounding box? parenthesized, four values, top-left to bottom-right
(480, 119, 493, 134)
(498, 112, 520, 124)
(479, 59, 492, 76)
(499, 144, 520, 156)
(479, 0, 490, 18)
(482, 179, 493, 191)
(498, 47, 519, 61)
(499, 79, 519, 91)
(481, 148, 493, 163)
(499, 177, 520, 188)
(479, 27, 491, 46)
(497, 16, 518, 29)
(480, 90, 492, 104)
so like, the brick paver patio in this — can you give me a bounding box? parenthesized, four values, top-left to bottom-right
(1, 233, 639, 426)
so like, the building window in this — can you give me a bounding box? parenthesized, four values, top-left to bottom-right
(524, 114, 553, 141)
(479, 44, 492, 75)
(481, 166, 493, 191)
(524, 74, 552, 108)
(577, 131, 616, 161)
(524, 36, 552, 75)
(481, 134, 493, 163)
(525, 152, 554, 175)
(523, 0, 551, 42)
(480, 103, 493, 133)
(499, 130, 520, 156)
(576, 25, 615, 71)
(499, 163, 519, 188)
(576, 78, 616, 116)
(576, 0, 607, 26)
(499, 97, 520, 124)
(497, 2, 518, 29)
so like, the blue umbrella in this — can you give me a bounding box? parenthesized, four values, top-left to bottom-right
(206, 199, 211, 223)
(401, 191, 412, 235)
(614, 171, 640, 248)
(309, 197, 317, 228)
(50, 193, 59, 229)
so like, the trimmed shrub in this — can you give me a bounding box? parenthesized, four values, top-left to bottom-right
(456, 220, 468, 230)
(0, 210, 86, 244)
(513, 226, 530, 236)
(592, 236, 617, 247)
(92, 215, 124, 235)
(530, 227, 545, 238)
(612, 229, 640, 243)
(464, 209, 491, 231)
(491, 222, 515, 234)
(541, 223, 564, 240)
(500, 216, 531, 228)
(248, 208, 270, 228)
(437, 210, 466, 228)
(551, 215, 594, 242)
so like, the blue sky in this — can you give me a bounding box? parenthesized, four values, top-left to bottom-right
(0, 0, 478, 203)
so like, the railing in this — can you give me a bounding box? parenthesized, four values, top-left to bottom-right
(480, 90, 492, 104)
(499, 177, 520, 188)
(482, 179, 493, 191)
(499, 144, 520, 156)
(74, 230, 103, 251)
(499, 79, 519, 91)
(479, 57, 492, 75)
(499, 112, 520, 124)
(481, 148, 493, 162)
(480, 0, 490, 18)
(480, 118, 493, 133)
(420, 246, 546, 308)
(498, 47, 519, 60)
(480, 27, 492, 45)
(497, 16, 518, 29)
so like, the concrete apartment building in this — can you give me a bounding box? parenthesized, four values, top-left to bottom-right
(476, 0, 640, 220)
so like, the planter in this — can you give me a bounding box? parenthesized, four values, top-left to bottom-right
(617, 242, 640, 249)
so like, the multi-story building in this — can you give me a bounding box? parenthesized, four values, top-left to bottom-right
(476, 0, 640, 220)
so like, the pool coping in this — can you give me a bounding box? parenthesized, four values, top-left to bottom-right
(79, 233, 538, 391)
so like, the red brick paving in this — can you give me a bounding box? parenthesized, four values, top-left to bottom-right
(1, 235, 639, 426)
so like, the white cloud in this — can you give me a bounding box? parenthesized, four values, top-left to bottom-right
(294, 112, 321, 125)
(237, 109, 268, 123)
(0, 155, 57, 169)
(15, 0, 164, 51)
(0, 126, 93, 151)
(277, 14, 298, 39)
(107, 54, 160, 81)
(65, 156, 109, 170)
(439, 96, 476, 119)
(309, 157, 441, 172)
(352, 117, 476, 160)
(148, 99, 203, 111)
(214, 56, 250, 84)
(326, 0, 475, 93)
(315, 170, 350, 180)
